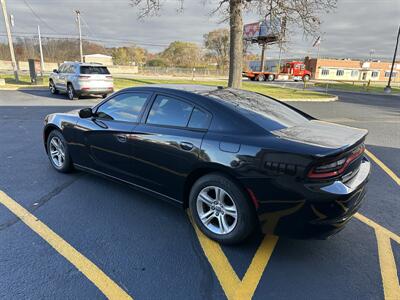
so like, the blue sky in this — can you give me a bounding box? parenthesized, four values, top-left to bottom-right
(1, 0, 399, 60)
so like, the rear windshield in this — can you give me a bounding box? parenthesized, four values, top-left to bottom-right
(206, 88, 310, 131)
(80, 66, 110, 74)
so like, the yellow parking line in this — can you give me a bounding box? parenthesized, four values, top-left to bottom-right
(365, 149, 400, 185)
(0, 190, 132, 300)
(355, 213, 400, 244)
(375, 229, 400, 300)
(190, 212, 278, 300)
(237, 235, 279, 299)
(355, 213, 400, 300)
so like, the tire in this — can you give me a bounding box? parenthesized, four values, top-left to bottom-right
(49, 80, 58, 94)
(256, 74, 265, 82)
(67, 83, 78, 100)
(303, 75, 310, 82)
(46, 130, 73, 173)
(267, 74, 275, 81)
(189, 173, 256, 244)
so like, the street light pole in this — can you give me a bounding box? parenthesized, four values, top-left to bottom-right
(75, 10, 83, 62)
(37, 25, 45, 76)
(0, 0, 18, 82)
(385, 25, 400, 94)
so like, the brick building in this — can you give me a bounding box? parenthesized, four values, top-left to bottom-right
(305, 58, 400, 82)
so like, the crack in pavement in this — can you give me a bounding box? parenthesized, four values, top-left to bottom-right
(0, 174, 84, 231)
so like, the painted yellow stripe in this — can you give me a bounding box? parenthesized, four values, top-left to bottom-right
(189, 212, 278, 300)
(365, 149, 400, 186)
(0, 190, 132, 300)
(355, 213, 400, 244)
(191, 217, 240, 299)
(237, 235, 279, 299)
(375, 229, 400, 300)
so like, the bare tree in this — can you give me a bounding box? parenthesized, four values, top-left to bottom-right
(204, 28, 229, 73)
(131, 0, 336, 88)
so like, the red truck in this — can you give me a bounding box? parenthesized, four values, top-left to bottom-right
(242, 61, 312, 82)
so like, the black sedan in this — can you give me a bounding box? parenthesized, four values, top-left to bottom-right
(43, 85, 371, 244)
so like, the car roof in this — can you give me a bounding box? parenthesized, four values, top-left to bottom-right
(63, 61, 106, 67)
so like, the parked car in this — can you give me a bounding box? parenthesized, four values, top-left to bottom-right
(43, 85, 370, 244)
(49, 62, 114, 100)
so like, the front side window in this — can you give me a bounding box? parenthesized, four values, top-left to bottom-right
(96, 92, 149, 122)
(58, 64, 67, 73)
(147, 95, 193, 127)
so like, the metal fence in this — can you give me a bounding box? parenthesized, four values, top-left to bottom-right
(139, 66, 227, 77)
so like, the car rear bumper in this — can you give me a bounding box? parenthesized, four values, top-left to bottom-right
(248, 157, 371, 239)
(78, 87, 114, 95)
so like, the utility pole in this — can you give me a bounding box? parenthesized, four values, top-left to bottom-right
(385, 25, 400, 94)
(0, 0, 18, 82)
(75, 10, 83, 62)
(259, 43, 266, 72)
(37, 25, 45, 76)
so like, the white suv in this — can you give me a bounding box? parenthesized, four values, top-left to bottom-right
(49, 62, 114, 100)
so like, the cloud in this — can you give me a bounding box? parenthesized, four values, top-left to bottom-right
(1, 0, 399, 59)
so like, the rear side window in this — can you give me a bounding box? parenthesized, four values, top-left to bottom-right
(147, 95, 193, 127)
(80, 66, 110, 74)
(96, 92, 149, 122)
(207, 89, 310, 131)
(188, 108, 211, 129)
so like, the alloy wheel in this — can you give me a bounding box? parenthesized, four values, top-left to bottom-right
(68, 86, 74, 100)
(196, 186, 238, 235)
(49, 136, 65, 168)
(49, 82, 55, 94)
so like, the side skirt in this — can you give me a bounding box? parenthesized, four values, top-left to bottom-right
(73, 163, 183, 207)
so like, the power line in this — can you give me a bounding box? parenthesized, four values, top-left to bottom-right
(22, 0, 57, 33)
(79, 13, 94, 38)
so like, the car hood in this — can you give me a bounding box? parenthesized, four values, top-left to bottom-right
(272, 120, 368, 150)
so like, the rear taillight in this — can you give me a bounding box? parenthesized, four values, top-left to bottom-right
(308, 144, 365, 179)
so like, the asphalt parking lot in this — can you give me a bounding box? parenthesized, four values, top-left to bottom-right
(0, 89, 399, 299)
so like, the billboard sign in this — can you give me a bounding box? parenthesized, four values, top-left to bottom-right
(243, 22, 261, 41)
(244, 17, 282, 43)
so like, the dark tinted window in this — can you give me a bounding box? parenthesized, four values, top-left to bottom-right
(96, 93, 149, 122)
(80, 66, 110, 74)
(188, 108, 211, 129)
(147, 95, 193, 127)
(207, 88, 310, 131)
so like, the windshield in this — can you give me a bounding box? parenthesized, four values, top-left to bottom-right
(206, 88, 310, 131)
(80, 66, 110, 75)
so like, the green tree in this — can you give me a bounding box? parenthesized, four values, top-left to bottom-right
(160, 41, 201, 68)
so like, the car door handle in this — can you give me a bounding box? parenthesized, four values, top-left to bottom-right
(116, 134, 127, 143)
(180, 142, 193, 151)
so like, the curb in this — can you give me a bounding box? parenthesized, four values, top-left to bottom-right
(0, 86, 46, 91)
(311, 88, 400, 97)
(279, 96, 338, 102)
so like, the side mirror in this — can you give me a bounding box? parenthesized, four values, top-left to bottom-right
(79, 108, 93, 118)
(53, 69, 59, 73)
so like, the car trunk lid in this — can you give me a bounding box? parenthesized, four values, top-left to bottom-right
(272, 120, 368, 155)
